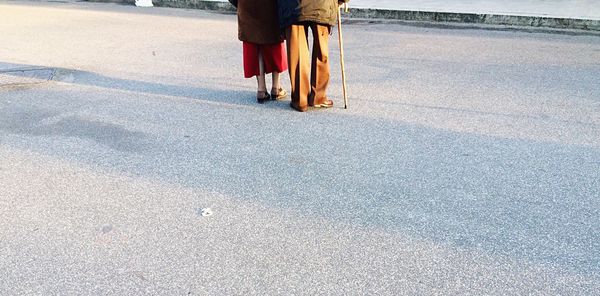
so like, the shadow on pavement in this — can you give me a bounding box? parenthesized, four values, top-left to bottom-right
(2, 62, 599, 278)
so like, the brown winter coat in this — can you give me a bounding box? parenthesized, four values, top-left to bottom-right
(237, 0, 284, 45)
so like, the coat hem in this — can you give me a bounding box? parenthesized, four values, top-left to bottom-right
(295, 16, 337, 27)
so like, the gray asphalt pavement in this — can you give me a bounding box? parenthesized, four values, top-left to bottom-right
(1, 1, 600, 295)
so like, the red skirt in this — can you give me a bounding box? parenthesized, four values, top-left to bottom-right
(243, 41, 288, 78)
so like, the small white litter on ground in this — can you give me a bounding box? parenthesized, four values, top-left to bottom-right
(200, 208, 213, 217)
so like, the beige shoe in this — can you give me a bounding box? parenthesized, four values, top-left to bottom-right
(271, 87, 288, 101)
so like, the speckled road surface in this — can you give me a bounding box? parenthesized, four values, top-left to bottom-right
(1, 1, 599, 295)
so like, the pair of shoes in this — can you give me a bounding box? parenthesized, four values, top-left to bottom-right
(290, 102, 308, 112)
(310, 99, 334, 108)
(257, 91, 270, 104)
(271, 87, 287, 101)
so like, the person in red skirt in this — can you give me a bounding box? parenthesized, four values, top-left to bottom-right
(234, 0, 288, 103)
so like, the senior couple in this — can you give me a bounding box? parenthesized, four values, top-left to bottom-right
(234, 0, 349, 112)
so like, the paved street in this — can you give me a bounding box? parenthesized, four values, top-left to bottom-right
(1, 1, 600, 295)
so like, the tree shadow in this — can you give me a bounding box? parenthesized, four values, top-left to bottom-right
(1, 62, 290, 111)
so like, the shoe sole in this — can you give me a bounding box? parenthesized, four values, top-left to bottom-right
(290, 103, 308, 112)
(272, 94, 287, 101)
(312, 104, 333, 109)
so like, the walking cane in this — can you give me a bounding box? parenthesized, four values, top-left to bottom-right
(337, 3, 349, 109)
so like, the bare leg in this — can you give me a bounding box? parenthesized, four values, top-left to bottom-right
(271, 72, 287, 100)
(272, 72, 280, 90)
(257, 50, 267, 93)
(256, 50, 269, 102)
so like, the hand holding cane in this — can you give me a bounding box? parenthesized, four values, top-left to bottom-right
(337, 3, 349, 109)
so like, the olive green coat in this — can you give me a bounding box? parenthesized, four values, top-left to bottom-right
(237, 0, 283, 45)
(278, 0, 349, 28)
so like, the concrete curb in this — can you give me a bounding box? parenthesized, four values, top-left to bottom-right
(90, 0, 600, 32)
(153, 0, 233, 12)
(348, 9, 600, 31)
(0, 67, 55, 87)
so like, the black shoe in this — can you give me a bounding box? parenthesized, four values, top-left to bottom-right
(257, 91, 270, 104)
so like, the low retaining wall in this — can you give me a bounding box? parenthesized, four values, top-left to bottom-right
(87, 0, 600, 32)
